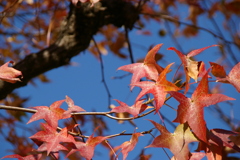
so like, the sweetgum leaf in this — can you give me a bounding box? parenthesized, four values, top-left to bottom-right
(169, 72, 235, 143)
(168, 45, 218, 92)
(62, 95, 86, 119)
(0, 61, 22, 83)
(188, 152, 205, 160)
(227, 62, 240, 92)
(196, 128, 240, 160)
(29, 123, 75, 155)
(119, 132, 143, 160)
(27, 99, 65, 129)
(66, 134, 107, 160)
(118, 44, 164, 90)
(146, 120, 198, 160)
(209, 62, 227, 78)
(37, 142, 67, 159)
(1, 154, 42, 160)
(132, 63, 181, 114)
(110, 99, 148, 117)
(210, 129, 240, 152)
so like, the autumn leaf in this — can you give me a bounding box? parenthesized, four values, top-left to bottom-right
(118, 44, 164, 90)
(168, 45, 218, 92)
(132, 63, 181, 114)
(139, 150, 152, 160)
(1, 154, 42, 160)
(226, 62, 240, 92)
(66, 133, 107, 160)
(209, 62, 240, 92)
(110, 99, 148, 117)
(27, 99, 65, 129)
(169, 72, 235, 143)
(72, 0, 100, 7)
(109, 104, 136, 125)
(146, 120, 198, 160)
(118, 132, 143, 160)
(0, 61, 22, 83)
(29, 123, 75, 155)
(62, 95, 85, 119)
(197, 128, 240, 160)
(209, 62, 227, 78)
(188, 152, 205, 160)
(37, 142, 68, 159)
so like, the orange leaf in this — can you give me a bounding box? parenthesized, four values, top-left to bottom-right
(209, 62, 227, 78)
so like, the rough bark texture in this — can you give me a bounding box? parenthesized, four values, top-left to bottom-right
(0, 0, 139, 99)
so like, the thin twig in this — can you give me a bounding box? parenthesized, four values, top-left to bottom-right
(0, 104, 155, 121)
(202, 0, 239, 65)
(125, 27, 134, 64)
(57, 126, 153, 139)
(71, 116, 86, 142)
(165, 20, 184, 53)
(92, 37, 112, 107)
(141, 12, 239, 48)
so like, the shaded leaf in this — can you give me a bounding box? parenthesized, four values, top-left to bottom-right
(146, 120, 198, 160)
(197, 128, 240, 160)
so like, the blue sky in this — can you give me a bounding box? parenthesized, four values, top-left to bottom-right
(1, 1, 240, 160)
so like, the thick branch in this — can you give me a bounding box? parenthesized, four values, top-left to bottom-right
(0, 0, 139, 99)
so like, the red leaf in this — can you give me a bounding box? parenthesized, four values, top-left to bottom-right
(169, 72, 235, 143)
(110, 99, 148, 117)
(118, 44, 164, 90)
(29, 123, 75, 155)
(227, 62, 240, 92)
(0, 61, 22, 83)
(132, 63, 181, 113)
(146, 120, 198, 160)
(37, 142, 67, 159)
(168, 45, 218, 92)
(27, 99, 65, 129)
(66, 134, 107, 160)
(1, 154, 42, 160)
(118, 132, 143, 160)
(62, 96, 85, 119)
(37, 142, 68, 152)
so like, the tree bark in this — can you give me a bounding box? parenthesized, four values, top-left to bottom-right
(0, 0, 139, 100)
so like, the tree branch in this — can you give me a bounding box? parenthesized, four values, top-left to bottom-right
(0, 104, 155, 121)
(0, 0, 139, 100)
